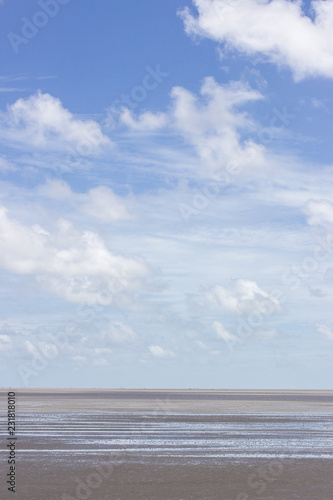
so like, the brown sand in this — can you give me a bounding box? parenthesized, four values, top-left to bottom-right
(0, 389, 332, 500)
(12, 456, 333, 500)
(12, 388, 333, 412)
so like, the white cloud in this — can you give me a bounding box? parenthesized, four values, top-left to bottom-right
(93, 348, 113, 355)
(148, 345, 175, 358)
(111, 107, 168, 131)
(180, 0, 333, 80)
(304, 199, 333, 226)
(0, 88, 26, 93)
(39, 178, 73, 200)
(171, 78, 266, 172)
(0, 206, 149, 304)
(117, 78, 266, 173)
(316, 323, 333, 340)
(0, 156, 17, 172)
(257, 329, 278, 339)
(24, 340, 39, 356)
(93, 357, 108, 366)
(195, 339, 209, 349)
(80, 186, 132, 222)
(206, 279, 281, 315)
(71, 355, 87, 363)
(40, 179, 132, 222)
(0, 91, 112, 152)
(212, 320, 240, 343)
(99, 321, 138, 345)
(0, 334, 12, 352)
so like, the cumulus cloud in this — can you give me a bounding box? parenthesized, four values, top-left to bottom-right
(212, 320, 240, 343)
(304, 199, 333, 226)
(171, 78, 266, 172)
(40, 179, 132, 222)
(148, 345, 175, 358)
(80, 186, 132, 222)
(110, 107, 168, 131)
(0, 206, 149, 304)
(316, 323, 333, 340)
(38, 178, 73, 200)
(180, 0, 333, 80)
(0, 91, 112, 151)
(118, 78, 266, 173)
(206, 279, 281, 315)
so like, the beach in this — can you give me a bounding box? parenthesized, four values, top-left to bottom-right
(1, 389, 332, 499)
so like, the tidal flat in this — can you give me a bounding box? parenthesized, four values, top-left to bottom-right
(0, 389, 332, 499)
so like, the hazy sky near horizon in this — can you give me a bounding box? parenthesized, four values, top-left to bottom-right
(1, 0, 333, 389)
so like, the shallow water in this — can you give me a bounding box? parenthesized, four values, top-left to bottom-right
(1, 390, 332, 499)
(6, 410, 331, 465)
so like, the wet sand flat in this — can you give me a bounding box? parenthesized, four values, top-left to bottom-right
(0, 389, 332, 499)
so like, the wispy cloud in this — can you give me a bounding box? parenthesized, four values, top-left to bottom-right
(0, 156, 17, 172)
(212, 321, 240, 343)
(0, 87, 28, 92)
(148, 345, 175, 358)
(38, 179, 133, 222)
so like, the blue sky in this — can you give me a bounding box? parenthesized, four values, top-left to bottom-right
(1, 0, 333, 389)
